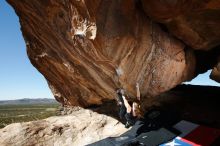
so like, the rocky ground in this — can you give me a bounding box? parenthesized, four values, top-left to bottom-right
(0, 107, 128, 146)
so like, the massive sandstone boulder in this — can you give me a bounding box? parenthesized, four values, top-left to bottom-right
(7, 0, 219, 109)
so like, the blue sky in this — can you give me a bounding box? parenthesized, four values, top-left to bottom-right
(0, 0, 53, 100)
(0, 1, 219, 100)
(184, 70, 219, 86)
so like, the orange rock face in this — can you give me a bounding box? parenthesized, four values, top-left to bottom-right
(141, 0, 220, 87)
(7, 0, 211, 107)
(141, 0, 220, 50)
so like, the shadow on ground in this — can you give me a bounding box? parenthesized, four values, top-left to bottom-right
(88, 84, 220, 129)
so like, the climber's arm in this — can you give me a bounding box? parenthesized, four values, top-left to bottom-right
(122, 95, 132, 113)
(136, 83, 140, 101)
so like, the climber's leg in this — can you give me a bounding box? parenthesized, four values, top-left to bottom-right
(116, 89, 127, 123)
(119, 105, 127, 124)
(125, 113, 136, 128)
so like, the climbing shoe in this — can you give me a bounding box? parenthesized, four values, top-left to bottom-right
(125, 122, 131, 128)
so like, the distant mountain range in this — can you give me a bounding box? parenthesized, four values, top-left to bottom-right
(0, 98, 58, 105)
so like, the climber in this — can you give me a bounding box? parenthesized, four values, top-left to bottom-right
(116, 89, 134, 128)
(116, 83, 142, 128)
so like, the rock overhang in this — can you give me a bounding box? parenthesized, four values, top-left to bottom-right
(6, 0, 220, 108)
